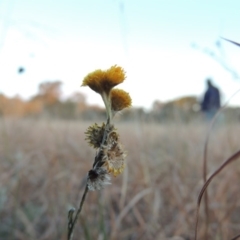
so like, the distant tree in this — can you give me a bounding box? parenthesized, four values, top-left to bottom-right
(0, 94, 26, 117)
(33, 81, 62, 105)
(0, 93, 7, 116)
(31, 81, 63, 117)
(152, 100, 163, 112)
(25, 99, 43, 117)
(68, 92, 87, 114)
(81, 105, 106, 121)
(173, 96, 199, 112)
(150, 96, 201, 122)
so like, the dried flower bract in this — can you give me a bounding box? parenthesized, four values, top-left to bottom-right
(104, 142, 126, 177)
(85, 123, 106, 149)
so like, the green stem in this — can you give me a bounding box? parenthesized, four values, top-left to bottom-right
(101, 92, 112, 123)
(68, 185, 89, 240)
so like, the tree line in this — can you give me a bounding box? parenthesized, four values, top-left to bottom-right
(0, 81, 239, 123)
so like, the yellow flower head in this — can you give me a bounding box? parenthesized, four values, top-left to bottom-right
(82, 65, 126, 94)
(111, 89, 132, 112)
(81, 69, 105, 94)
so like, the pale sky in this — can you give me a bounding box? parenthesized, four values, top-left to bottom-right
(0, 0, 240, 109)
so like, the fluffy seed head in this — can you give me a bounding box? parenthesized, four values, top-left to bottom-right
(87, 167, 111, 191)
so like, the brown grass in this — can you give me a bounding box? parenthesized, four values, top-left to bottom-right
(0, 118, 240, 240)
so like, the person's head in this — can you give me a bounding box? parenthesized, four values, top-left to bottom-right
(206, 78, 213, 87)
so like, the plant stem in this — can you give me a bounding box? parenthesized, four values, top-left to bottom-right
(92, 121, 111, 168)
(101, 92, 112, 123)
(68, 184, 89, 240)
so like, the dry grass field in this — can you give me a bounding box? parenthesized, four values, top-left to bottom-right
(0, 117, 240, 240)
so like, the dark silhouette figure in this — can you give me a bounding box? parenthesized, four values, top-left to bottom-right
(201, 79, 220, 119)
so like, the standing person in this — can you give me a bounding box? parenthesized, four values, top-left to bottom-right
(201, 78, 221, 120)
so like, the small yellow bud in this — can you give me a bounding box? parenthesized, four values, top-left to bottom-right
(111, 89, 132, 112)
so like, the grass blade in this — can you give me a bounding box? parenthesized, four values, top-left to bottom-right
(195, 149, 240, 240)
(221, 37, 240, 47)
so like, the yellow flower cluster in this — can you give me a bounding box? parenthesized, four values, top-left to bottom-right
(82, 65, 131, 120)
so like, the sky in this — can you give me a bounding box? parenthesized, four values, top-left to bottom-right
(0, 0, 240, 109)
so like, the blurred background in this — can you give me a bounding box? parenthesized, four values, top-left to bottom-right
(1, 0, 240, 113)
(1, 1, 240, 240)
